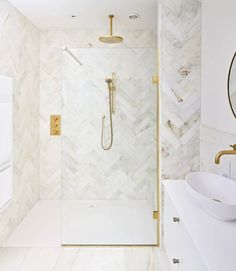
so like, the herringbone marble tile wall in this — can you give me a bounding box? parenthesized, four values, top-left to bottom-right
(40, 0, 201, 199)
(160, 0, 201, 179)
(40, 30, 157, 200)
(0, 0, 40, 245)
(62, 48, 157, 201)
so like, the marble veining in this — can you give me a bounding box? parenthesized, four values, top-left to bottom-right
(160, 0, 201, 179)
(0, 247, 170, 271)
(39, 30, 157, 200)
(62, 48, 157, 201)
(0, 0, 40, 246)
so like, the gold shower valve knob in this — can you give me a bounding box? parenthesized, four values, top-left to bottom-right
(50, 115, 61, 136)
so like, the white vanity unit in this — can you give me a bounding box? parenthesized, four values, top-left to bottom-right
(163, 180, 236, 271)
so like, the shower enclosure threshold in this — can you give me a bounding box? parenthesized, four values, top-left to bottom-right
(61, 200, 157, 246)
(3, 200, 157, 247)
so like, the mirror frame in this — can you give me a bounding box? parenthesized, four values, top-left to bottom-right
(227, 51, 236, 119)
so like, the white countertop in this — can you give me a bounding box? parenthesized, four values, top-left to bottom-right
(163, 180, 236, 271)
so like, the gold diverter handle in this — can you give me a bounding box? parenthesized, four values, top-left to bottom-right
(101, 74, 116, 150)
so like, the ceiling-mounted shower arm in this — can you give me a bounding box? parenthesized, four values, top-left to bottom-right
(62, 46, 83, 66)
(99, 14, 123, 44)
(109, 14, 114, 36)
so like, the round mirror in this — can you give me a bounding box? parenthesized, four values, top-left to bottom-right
(228, 52, 236, 118)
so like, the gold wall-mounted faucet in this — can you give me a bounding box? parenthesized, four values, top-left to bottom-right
(215, 144, 236, 164)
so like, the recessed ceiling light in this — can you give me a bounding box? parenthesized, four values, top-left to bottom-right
(128, 13, 140, 20)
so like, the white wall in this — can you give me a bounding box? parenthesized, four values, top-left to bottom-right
(202, 0, 236, 133)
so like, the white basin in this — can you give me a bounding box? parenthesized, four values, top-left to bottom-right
(186, 172, 236, 221)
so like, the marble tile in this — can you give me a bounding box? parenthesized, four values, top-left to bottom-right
(53, 248, 78, 271)
(70, 248, 125, 271)
(124, 247, 157, 271)
(0, 247, 171, 271)
(61, 48, 157, 201)
(0, 247, 29, 271)
(155, 249, 171, 271)
(0, 0, 40, 246)
(160, 0, 201, 179)
(19, 248, 61, 271)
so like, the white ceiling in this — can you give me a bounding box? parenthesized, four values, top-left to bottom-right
(8, 0, 157, 31)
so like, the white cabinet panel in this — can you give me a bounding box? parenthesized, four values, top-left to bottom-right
(164, 193, 207, 271)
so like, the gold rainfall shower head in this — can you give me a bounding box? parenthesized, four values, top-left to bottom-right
(99, 15, 124, 44)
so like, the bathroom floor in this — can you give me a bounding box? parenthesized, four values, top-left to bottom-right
(4, 200, 61, 248)
(1, 201, 169, 270)
(0, 201, 171, 270)
(0, 246, 170, 271)
(4, 200, 156, 247)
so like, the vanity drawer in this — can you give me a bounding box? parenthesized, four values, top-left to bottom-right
(164, 193, 207, 271)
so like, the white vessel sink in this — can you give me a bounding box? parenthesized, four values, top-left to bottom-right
(186, 172, 236, 221)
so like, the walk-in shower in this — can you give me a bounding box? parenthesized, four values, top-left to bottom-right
(61, 45, 158, 245)
(0, 0, 160, 253)
(0, 14, 159, 248)
(1, 28, 159, 249)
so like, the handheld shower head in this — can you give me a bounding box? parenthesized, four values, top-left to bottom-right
(105, 78, 112, 84)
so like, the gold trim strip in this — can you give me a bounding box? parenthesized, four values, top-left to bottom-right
(61, 244, 158, 248)
(157, 47, 161, 248)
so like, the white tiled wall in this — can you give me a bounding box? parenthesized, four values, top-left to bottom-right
(39, 30, 157, 200)
(61, 48, 157, 202)
(160, 0, 201, 179)
(0, 0, 40, 246)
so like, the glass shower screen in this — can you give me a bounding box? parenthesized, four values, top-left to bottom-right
(61, 47, 158, 245)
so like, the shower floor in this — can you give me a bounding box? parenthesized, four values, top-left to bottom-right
(4, 200, 157, 247)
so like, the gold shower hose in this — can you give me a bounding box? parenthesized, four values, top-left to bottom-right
(101, 81, 113, 150)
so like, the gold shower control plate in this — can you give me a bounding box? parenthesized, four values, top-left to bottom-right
(50, 115, 61, 136)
